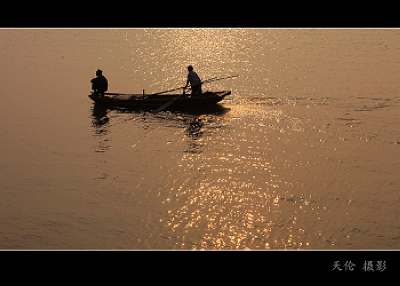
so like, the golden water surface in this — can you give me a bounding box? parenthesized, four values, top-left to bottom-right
(0, 29, 398, 249)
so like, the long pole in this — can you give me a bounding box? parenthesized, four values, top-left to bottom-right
(103, 75, 239, 98)
(202, 74, 238, 84)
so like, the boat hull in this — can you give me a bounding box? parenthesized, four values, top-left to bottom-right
(88, 91, 231, 111)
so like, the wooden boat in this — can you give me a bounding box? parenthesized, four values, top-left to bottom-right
(88, 91, 231, 111)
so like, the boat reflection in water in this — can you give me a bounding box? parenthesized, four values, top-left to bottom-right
(90, 101, 231, 155)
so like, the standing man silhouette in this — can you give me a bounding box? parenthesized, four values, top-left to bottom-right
(183, 65, 202, 95)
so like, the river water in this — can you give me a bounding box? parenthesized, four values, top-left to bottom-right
(0, 28, 398, 249)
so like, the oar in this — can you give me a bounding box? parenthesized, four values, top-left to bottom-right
(152, 75, 238, 114)
(152, 86, 187, 96)
(152, 78, 214, 114)
(152, 89, 189, 114)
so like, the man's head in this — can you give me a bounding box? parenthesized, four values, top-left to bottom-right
(96, 69, 103, 76)
(187, 65, 193, 72)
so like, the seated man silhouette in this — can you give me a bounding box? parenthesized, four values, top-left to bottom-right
(91, 69, 108, 97)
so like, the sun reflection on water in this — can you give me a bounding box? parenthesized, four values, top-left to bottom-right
(160, 103, 316, 250)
